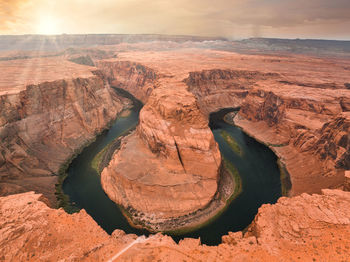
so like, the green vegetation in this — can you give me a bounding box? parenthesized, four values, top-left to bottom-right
(54, 171, 79, 214)
(220, 130, 242, 156)
(267, 143, 288, 147)
(91, 142, 113, 174)
(277, 160, 292, 196)
(54, 137, 98, 213)
(55, 109, 134, 212)
(223, 158, 242, 202)
(91, 122, 135, 174)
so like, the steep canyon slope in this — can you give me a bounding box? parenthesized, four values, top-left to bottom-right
(1, 44, 350, 260)
(0, 57, 128, 204)
(99, 49, 350, 195)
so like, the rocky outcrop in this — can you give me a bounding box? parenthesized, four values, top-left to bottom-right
(224, 189, 350, 261)
(235, 86, 350, 195)
(1, 190, 349, 261)
(185, 69, 279, 115)
(96, 60, 158, 103)
(0, 64, 127, 204)
(101, 84, 221, 229)
(345, 171, 350, 191)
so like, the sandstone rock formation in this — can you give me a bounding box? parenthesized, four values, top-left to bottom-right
(235, 86, 350, 195)
(1, 190, 349, 261)
(1, 44, 350, 261)
(113, 49, 350, 193)
(101, 84, 221, 228)
(97, 60, 158, 103)
(345, 171, 350, 191)
(0, 57, 127, 204)
(184, 69, 278, 114)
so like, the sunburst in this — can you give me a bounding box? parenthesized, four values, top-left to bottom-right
(35, 16, 61, 35)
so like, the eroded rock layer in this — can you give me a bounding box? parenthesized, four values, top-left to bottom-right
(1, 190, 349, 261)
(0, 58, 127, 204)
(184, 69, 278, 114)
(235, 86, 350, 195)
(96, 60, 158, 103)
(101, 84, 221, 224)
(107, 49, 350, 194)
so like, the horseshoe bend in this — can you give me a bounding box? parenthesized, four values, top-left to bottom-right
(0, 36, 350, 261)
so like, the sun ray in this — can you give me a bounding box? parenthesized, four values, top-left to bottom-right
(35, 15, 62, 35)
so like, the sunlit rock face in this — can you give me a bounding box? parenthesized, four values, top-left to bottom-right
(0, 57, 126, 204)
(101, 84, 221, 221)
(2, 190, 350, 261)
(184, 69, 279, 115)
(236, 86, 350, 195)
(96, 60, 158, 103)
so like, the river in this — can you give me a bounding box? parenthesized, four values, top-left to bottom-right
(62, 89, 282, 245)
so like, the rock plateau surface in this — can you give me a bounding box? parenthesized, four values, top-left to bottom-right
(1, 190, 349, 261)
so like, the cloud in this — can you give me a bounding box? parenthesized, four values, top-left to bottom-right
(0, 0, 349, 39)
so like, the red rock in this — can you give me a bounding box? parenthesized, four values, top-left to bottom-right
(101, 84, 221, 226)
(345, 171, 350, 191)
(1, 190, 349, 261)
(0, 57, 127, 204)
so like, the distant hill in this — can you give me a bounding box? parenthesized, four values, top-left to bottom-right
(0, 35, 349, 57)
(0, 34, 226, 51)
(235, 38, 350, 55)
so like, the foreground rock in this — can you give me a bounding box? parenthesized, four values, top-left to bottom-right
(101, 84, 222, 230)
(0, 57, 127, 205)
(1, 190, 349, 261)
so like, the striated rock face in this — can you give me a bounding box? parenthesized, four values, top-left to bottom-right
(185, 69, 278, 115)
(0, 58, 127, 204)
(236, 86, 350, 195)
(101, 84, 221, 224)
(137, 85, 221, 177)
(1, 190, 349, 261)
(96, 60, 158, 103)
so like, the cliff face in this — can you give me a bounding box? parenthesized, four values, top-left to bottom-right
(101, 84, 221, 225)
(137, 85, 221, 177)
(96, 60, 158, 103)
(0, 72, 126, 204)
(236, 86, 350, 195)
(1, 190, 349, 261)
(185, 69, 278, 114)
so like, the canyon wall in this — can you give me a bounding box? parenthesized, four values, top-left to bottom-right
(101, 84, 221, 227)
(0, 71, 127, 204)
(184, 69, 278, 115)
(97, 60, 158, 103)
(235, 86, 350, 195)
(1, 190, 349, 261)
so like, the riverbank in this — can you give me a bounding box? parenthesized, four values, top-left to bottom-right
(233, 116, 293, 197)
(222, 110, 292, 197)
(91, 127, 135, 174)
(61, 96, 283, 245)
(118, 159, 242, 234)
(55, 104, 133, 212)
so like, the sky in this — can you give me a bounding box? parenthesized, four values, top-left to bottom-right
(0, 0, 350, 40)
